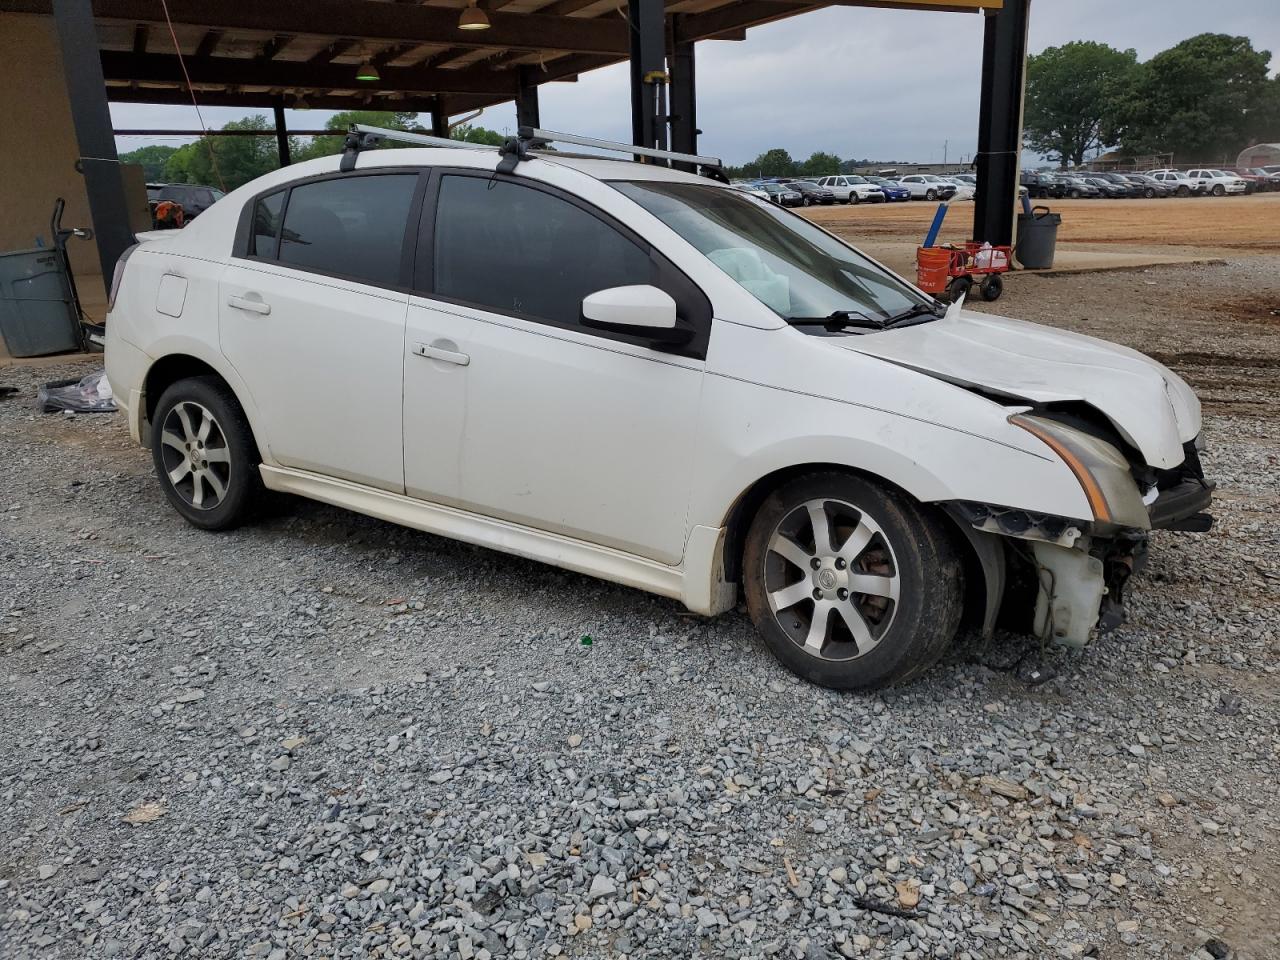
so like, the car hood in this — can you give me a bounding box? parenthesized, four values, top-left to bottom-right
(832, 306, 1200, 469)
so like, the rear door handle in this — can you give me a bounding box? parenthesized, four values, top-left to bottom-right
(227, 294, 271, 315)
(412, 342, 470, 366)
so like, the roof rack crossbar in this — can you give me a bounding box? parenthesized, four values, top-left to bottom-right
(350, 124, 493, 151)
(517, 126, 722, 169)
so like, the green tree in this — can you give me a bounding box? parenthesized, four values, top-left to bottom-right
(799, 151, 842, 177)
(293, 110, 425, 162)
(118, 144, 178, 181)
(1023, 41, 1138, 168)
(160, 115, 295, 190)
(451, 123, 507, 146)
(1118, 34, 1273, 161)
(1249, 76, 1280, 147)
(745, 148, 796, 178)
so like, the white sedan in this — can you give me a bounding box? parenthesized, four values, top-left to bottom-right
(105, 137, 1213, 690)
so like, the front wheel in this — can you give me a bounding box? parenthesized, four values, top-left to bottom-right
(925, 189, 938, 201)
(980, 273, 1004, 301)
(1177, 185, 1190, 197)
(151, 376, 262, 530)
(1212, 184, 1225, 197)
(743, 473, 963, 690)
(849, 192, 860, 205)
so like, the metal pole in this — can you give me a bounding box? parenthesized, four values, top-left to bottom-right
(669, 18, 697, 172)
(516, 65, 541, 130)
(51, 0, 135, 291)
(628, 0, 666, 155)
(272, 99, 291, 167)
(973, 0, 1031, 248)
(431, 98, 449, 137)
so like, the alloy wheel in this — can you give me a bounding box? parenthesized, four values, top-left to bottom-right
(158, 401, 232, 510)
(763, 498, 900, 662)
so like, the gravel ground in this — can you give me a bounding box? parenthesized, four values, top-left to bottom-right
(2, 258, 1278, 960)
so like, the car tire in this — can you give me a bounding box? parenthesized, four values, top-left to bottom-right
(743, 472, 963, 690)
(1144, 188, 1156, 198)
(802, 196, 811, 206)
(1176, 185, 1190, 197)
(1212, 184, 1225, 197)
(925, 189, 937, 201)
(1068, 189, 1081, 199)
(151, 376, 262, 531)
(850, 192, 860, 205)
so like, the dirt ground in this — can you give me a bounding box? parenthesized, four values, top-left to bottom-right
(805, 192, 1280, 254)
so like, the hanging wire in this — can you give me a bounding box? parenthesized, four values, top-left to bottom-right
(158, 0, 227, 192)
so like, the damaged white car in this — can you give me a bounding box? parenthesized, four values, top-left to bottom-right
(105, 128, 1214, 690)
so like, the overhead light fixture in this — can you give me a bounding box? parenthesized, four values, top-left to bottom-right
(356, 61, 381, 82)
(458, 0, 491, 31)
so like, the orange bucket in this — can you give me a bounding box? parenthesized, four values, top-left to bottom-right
(915, 246, 951, 294)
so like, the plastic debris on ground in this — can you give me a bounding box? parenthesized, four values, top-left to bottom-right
(38, 368, 117, 413)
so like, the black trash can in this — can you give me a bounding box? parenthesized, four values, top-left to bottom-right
(1016, 206, 1061, 269)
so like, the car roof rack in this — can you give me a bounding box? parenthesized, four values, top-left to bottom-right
(344, 123, 727, 182)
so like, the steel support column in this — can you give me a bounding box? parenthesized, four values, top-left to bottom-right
(52, 0, 135, 289)
(431, 99, 449, 137)
(628, 0, 667, 154)
(516, 65, 541, 130)
(668, 19, 697, 171)
(272, 99, 291, 167)
(972, 0, 1030, 248)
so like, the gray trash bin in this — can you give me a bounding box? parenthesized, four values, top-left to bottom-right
(0, 246, 84, 357)
(1016, 206, 1061, 269)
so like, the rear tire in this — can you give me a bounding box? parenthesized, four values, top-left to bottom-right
(151, 376, 262, 531)
(743, 473, 963, 690)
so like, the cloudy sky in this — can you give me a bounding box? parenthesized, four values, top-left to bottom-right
(110, 0, 1280, 165)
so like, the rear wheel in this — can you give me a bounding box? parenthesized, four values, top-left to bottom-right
(743, 473, 963, 690)
(151, 376, 261, 530)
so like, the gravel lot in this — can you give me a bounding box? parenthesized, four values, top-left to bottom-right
(2, 258, 1278, 960)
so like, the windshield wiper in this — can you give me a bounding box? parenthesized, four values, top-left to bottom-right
(786, 310, 886, 331)
(881, 302, 946, 329)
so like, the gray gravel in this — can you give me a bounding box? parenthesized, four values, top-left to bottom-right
(2, 258, 1278, 959)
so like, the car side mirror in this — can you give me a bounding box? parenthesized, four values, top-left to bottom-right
(580, 284, 693, 345)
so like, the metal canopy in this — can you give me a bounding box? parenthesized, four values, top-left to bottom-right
(3, 0, 1002, 116)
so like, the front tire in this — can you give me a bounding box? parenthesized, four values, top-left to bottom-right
(925, 189, 938, 201)
(151, 376, 262, 530)
(742, 473, 963, 690)
(1212, 184, 1225, 197)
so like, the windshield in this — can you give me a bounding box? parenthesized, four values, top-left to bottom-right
(612, 180, 931, 321)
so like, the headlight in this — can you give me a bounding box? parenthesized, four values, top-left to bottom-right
(1009, 414, 1150, 529)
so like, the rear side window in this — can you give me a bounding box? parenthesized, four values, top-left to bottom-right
(277, 174, 417, 287)
(251, 191, 284, 257)
(431, 174, 649, 325)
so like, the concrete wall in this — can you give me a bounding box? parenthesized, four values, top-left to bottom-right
(0, 13, 103, 287)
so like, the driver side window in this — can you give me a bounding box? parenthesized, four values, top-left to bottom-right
(430, 174, 650, 327)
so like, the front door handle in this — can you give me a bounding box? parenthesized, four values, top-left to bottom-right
(412, 342, 470, 366)
(227, 294, 271, 315)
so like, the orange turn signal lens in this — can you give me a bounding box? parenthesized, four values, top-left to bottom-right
(1010, 416, 1113, 524)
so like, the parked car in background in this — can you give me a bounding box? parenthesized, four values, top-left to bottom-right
(1020, 172, 1067, 200)
(788, 181, 837, 206)
(1243, 168, 1280, 191)
(1058, 177, 1103, 199)
(896, 175, 957, 201)
(155, 183, 226, 220)
(1184, 169, 1248, 196)
(1083, 176, 1132, 199)
(760, 181, 804, 207)
(105, 139, 1213, 691)
(1120, 174, 1172, 198)
(733, 182, 771, 201)
(1091, 173, 1143, 198)
(940, 177, 975, 201)
(1147, 170, 1201, 197)
(863, 176, 911, 202)
(1221, 169, 1268, 194)
(815, 175, 884, 204)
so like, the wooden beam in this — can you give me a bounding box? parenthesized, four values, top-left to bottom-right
(1, 0, 632, 55)
(193, 29, 221, 58)
(100, 51, 524, 96)
(106, 85, 498, 115)
(130, 22, 146, 54)
(309, 39, 358, 64)
(258, 35, 293, 61)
